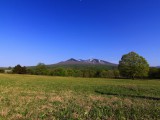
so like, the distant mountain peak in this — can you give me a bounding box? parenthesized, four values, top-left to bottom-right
(67, 58, 78, 62)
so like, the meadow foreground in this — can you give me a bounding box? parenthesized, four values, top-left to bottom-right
(0, 74, 159, 120)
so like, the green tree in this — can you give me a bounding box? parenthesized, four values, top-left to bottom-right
(73, 70, 83, 77)
(53, 68, 67, 76)
(66, 69, 74, 76)
(100, 70, 108, 78)
(118, 52, 149, 79)
(113, 69, 120, 78)
(26, 68, 34, 75)
(100, 70, 115, 78)
(13, 64, 27, 74)
(35, 63, 48, 75)
(149, 67, 160, 79)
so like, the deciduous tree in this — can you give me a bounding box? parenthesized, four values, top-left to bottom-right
(118, 52, 149, 79)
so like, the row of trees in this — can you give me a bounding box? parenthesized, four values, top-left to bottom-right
(2, 52, 160, 79)
(7, 63, 120, 78)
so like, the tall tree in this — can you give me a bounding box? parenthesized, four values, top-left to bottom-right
(118, 52, 149, 79)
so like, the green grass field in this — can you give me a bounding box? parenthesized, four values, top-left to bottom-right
(0, 74, 159, 120)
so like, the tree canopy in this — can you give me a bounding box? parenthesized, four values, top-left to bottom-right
(118, 52, 149, 79)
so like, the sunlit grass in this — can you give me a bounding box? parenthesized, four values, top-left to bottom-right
(0, 74, 159, 119)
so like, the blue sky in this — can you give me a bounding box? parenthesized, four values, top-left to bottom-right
(0, 0, 160, 67)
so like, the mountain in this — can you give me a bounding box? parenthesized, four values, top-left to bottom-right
(44, 58, 117, 70)
(57, 58, 117, 66)
(26, 58, 118, 70)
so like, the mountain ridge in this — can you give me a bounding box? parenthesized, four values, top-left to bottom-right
(57, 58, 117, 66)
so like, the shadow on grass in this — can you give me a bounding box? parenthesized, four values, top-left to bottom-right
(95, 90, 160, 101)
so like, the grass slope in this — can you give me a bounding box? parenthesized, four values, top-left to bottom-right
(0, 74, 159, 120)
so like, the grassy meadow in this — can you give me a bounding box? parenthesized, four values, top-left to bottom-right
(0, 74, 159, 120)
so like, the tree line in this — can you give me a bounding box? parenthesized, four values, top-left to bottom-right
(9, 63, 120, 78)
(1, 52, 160, 79)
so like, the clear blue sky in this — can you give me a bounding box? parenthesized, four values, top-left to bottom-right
(0, 0, 160, 67)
